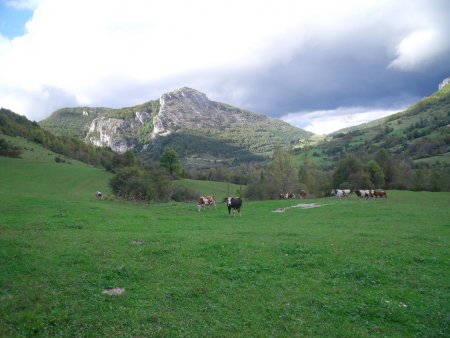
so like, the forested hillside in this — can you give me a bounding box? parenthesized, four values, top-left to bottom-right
(0, 108, 116, 169)
(301, 85, 450, 169)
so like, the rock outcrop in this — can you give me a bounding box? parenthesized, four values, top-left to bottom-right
(86, 111, 151, 153)
(150, 87, 294, 138)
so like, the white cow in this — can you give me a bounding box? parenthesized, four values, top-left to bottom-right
(331, 189, 348, 198)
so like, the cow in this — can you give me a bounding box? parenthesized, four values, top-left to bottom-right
(279, 193, 295, 199)
(355, 190, 369, 199)
(227, 197, 242, 216)
(96, 191, 103, 199)
(343, 189, 352, 196)
(331, 189, 348, 198)
(197, 195, 216, 211)
(373, 190, 387, 198)
(299, 190, 307, 199)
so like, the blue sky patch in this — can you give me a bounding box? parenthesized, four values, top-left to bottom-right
(0, 3, 33, 39)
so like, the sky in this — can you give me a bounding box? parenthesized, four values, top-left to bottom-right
(0, 0, 449, 134)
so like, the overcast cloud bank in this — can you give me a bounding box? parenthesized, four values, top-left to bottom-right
(0, 0, 449, 134)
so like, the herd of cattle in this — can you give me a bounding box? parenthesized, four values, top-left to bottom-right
(279, 190, 307, 199)
(331, 189, 387, 199)
(96, 187, 387, 216)
(279, 189, 387, 199)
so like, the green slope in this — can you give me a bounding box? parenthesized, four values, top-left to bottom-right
(0, 135, 113, 201)
(178, 178, 244, 200)
(301, 85, 450, 168)
(1, 151, 449, 336)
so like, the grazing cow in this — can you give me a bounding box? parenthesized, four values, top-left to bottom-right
(96, 191, 103, 199)
(227, 197, 242, 216)
(331, 189, 348, 198)
(299, 190, 307, 199)
(343, 189, 351, 196)
(355, 190, 369, 199)
(373, 190, 387, 198)
(197, 195, 216, 211)
(206, 195, 216, 208)
(279, 193, 295, 199)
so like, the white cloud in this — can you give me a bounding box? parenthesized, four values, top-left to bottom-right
(0, 0, 448, 123)
(389, 29, 449, 71)
(281, 107, 403, 135)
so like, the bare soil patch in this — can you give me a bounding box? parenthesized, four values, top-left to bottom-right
(102, 288, 125, 296)
(272, 203, 325, 213)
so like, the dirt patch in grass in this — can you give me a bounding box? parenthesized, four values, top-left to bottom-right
(273, 203, 325, 213)
(273, 208, 287, 213)
(292, 203, 325, 209)
(102, 288, 125, 296)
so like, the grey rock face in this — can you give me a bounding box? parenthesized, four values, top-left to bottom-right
(151, 87, 269, 138)
(86, 111, 152, 153)
(86, 117, 133, 153)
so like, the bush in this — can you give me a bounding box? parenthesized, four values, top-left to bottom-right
(109, 164, 171, 202)
(0, 138, 22, 158)
(170, 184, 197, 202)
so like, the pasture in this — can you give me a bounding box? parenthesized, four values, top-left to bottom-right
(1, 153, 449, 336)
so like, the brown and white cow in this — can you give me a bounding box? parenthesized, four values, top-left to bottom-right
(197, 195, 216, 211)
(279, 192, 295, 199)
(373, 190, 387, 198)
(299, 190, 307, 199)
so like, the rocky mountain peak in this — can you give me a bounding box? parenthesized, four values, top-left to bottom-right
(152, 87, 217, 138)
(162, 87, 209, 103)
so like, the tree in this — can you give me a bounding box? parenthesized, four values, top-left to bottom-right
(332, 155, 363, 188)
(298, 157, 320, 195)
(367, 160, 385, 188)
(268, 147, 299, 195)
(160, 148, 182, 177)
(374, 149, 394, 186)
(123, 150, 136, 167)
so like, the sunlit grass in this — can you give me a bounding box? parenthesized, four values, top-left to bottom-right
(1, 154, 449, 336)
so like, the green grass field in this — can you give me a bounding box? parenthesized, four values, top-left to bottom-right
(1, 146, 449, 337)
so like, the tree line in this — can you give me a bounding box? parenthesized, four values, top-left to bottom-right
(62, 140, 450, 202)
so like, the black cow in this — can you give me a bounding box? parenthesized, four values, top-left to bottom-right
(227, 197, 242, 216)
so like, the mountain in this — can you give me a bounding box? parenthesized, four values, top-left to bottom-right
(40, 87, 312, 165)
(301, 83, 450, 169)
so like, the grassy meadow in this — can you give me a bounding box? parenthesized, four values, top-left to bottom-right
(1, 143, 449, 337)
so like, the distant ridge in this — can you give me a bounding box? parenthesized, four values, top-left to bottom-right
(303, 84, 450, 169)
(40, 87, 312, 165)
